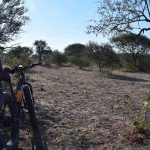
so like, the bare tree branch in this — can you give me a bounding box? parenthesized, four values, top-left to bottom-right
(87, 0, 150, 36)
(139, 27, 150, 35)
(144, 0, 150, 18)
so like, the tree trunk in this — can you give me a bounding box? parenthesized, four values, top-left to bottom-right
(39, 53, 42, 62)
(98, 62, 102, 72)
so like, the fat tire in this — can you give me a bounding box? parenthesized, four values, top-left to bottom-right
(23, 85, 45, 150)
(0, 93, 19, 150)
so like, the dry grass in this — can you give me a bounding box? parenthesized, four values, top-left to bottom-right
(17, 66, 150, 150)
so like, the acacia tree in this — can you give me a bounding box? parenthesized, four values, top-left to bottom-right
(33, 40, 52, 62)
(111, 33, 150, 71)
(64, 43, 89, 68)
(0, 0, 29, 44)
(87, 0, 150, 35)
(64, 43, 86, 57)
(88, 42, 119, 72)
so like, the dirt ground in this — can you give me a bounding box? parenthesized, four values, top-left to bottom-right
(17, 66, 150, 150)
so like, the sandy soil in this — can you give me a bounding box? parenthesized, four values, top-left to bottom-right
(17, 66, 150, 150)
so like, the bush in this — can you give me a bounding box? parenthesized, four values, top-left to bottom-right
(43, 54, 53, 67)
(78, 56, 90, 69)
(52, 50, 68, 66)
(4, 46, 33, 67)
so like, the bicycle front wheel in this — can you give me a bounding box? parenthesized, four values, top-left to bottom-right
(0, 93, 19, 149)
(23, 85, 45, 150)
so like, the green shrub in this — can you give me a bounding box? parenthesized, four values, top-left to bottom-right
(52, 50, 68, 66)
(4, 46, 33, 67)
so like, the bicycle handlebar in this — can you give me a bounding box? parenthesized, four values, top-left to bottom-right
(5, 62, 42, 74)
(23, 62, 42, 69)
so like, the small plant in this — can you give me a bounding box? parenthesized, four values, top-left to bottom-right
(124, 95, 150, 136)
(103, 121, 137, 149)
(102, 95, 150, 149)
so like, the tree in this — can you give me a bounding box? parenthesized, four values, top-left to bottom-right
(52, 50, 67, 66)
(64, 43, 86, 57)
(0, 0, 29, 44)
(88, 42, 119, 72)
(4, 46, 33, 67)
(33, 40, 52, 62)
(64, 43, 90, 68)
(87, 0, 150, 36)
(111, 33, 150, 71)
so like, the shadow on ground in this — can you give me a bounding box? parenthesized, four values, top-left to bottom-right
(108, 74, 148, 82)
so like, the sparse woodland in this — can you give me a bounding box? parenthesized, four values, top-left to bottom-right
(1, 0, 150, 149)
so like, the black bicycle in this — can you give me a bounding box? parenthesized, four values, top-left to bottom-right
(0, 62, 47, 149)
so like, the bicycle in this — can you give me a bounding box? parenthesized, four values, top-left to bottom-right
(0, 61, 47, 149)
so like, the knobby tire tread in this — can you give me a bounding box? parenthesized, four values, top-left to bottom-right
(23, 85, 45, 150)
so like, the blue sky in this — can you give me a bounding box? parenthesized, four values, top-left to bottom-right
(10, 0, 108, 51)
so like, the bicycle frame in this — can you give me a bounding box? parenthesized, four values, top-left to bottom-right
(8, 63, 40, 114)
(13, 67, 30, 114)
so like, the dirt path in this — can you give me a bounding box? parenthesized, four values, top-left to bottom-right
(18, 66, 150, 150)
